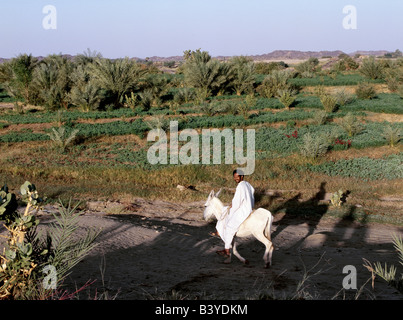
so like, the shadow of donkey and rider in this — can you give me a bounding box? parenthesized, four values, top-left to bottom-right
(255, 181, 363, 249)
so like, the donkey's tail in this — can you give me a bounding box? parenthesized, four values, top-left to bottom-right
(264, 210, 273, 241)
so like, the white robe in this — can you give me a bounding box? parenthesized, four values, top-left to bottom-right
(216, 181, 255, 249)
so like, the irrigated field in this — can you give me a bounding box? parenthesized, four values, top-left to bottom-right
(0, 52, 402, 299)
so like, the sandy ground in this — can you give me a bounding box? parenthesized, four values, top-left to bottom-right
(1, 197, 402, 300)
(22, 197, 398, 301)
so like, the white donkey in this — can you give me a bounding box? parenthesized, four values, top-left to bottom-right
(203, 189, 274, 268)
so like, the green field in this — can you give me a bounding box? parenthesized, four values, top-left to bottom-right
(0, 52, 402, 224)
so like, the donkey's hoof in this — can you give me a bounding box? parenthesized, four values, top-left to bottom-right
(223, 257, 231, 264)
(264, 263, 271, 269)
(244, 259, 250, 265)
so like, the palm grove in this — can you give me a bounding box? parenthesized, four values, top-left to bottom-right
(2, 49, 403, 114)
(0, 49, 256, 112)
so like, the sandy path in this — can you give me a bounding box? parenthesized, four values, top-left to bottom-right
(44, 199, 402, 300)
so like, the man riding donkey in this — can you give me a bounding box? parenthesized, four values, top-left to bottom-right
(210, 169, 255, 259)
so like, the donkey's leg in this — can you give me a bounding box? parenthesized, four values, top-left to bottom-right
(253, 232, 274, 268)
(232, 239, 249, 265)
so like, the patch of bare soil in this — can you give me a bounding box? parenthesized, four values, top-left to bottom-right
(37, 198, 402, 300)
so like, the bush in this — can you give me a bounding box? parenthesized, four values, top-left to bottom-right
(47, 126, 79, 152)
(359, 57, 384, 80)
(0, 182, 100, 299)
(295, 58, 320, 75)
(338, 112, 363, 137)
(311, 110, 329, 125)
(355, 82, 377, 100)
(334, 88, 354, 106)
(364, 235, 403, 294)
(257, 69, 295, 99)
(382, 125, 401, 147)
(298, 132, 330, 161)
(254, 61, 287, 74)
(320, 94, 338, 113)
(276, 88, 297, 110)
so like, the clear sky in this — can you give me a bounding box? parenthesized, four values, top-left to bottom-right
(0, 0, 402, 59)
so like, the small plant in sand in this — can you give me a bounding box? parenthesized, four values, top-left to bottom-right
(124, 92, 138, 110)
(298, 133, 330, 162)
(338, 112, 363, 137)
(330, 189, 343, 207)
(382, 125, 401, 148)
(47, 126, 79, 152)
(0, 181, 100, 300)
(363, 234, 403, 294)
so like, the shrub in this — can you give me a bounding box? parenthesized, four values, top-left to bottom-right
(295, 57, 320, 75)
(338, 112, 363, 137)
(47, 126, 79, 152)
(311, 110, 328, 125)
(382, 125, 401, 147)
(276, 88, 297, 110)
(332, 56, 359, 72)
(397, 84, 403, 99)
(255, 61, 287, 74)
(298, 132, 330, 161)
(334, 88, 354, 106)
(124, 92, 138, 110)
(220, 100, 240, 115)
(257, 69, 295, 99)
(0, 182, 100, 299)
(199, 102, 220, 117)
(320, 94, 338, 113)
(355, 82, 377, 100)
(330, 189, 344, 207)
(138, 89, 154, 111)
(359, 56, 384, 80)
(363, 234, 403, 294)
(174, 87, 195, 105)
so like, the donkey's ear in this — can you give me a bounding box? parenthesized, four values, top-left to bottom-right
(208, 190, 215, 198)
(215, 188, 222, 198)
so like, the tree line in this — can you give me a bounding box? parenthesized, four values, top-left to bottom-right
(1, 49, 402, 114)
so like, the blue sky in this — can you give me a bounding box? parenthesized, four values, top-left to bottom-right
(0, 0, 402, 58)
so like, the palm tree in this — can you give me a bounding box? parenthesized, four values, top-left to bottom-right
(32, 61, 62, 110)
(68, 64, 102, 111)
(230, 56, 256, 96)
(74, 48, 103, 66)
(89, 57, 146, 108)
(32, 55, 73, 110)
(277, 88, 297, 110)
(183, 50, 232, 96)
(0, 54, 38, 106)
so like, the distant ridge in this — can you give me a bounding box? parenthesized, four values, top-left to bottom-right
(0, 50, 393, 63)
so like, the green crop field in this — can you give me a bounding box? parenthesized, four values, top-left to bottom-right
(0, 52, 402, 224)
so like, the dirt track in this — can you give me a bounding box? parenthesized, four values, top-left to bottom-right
(44, 198, 403, 300)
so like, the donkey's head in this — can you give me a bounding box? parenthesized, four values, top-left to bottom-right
(203, 189, 223, 221)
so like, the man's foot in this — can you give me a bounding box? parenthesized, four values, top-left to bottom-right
(216, 249, 230, 258)
(209, 231, 220, 238)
